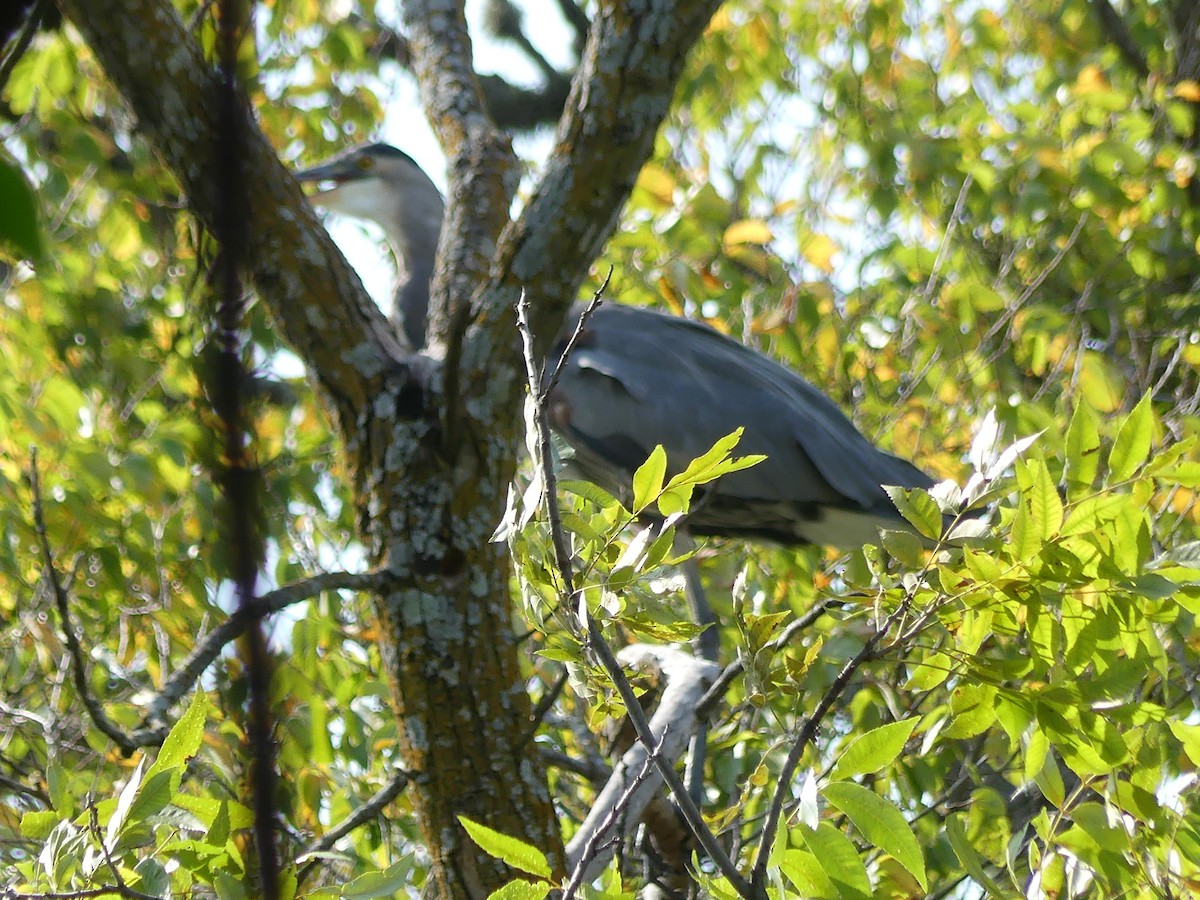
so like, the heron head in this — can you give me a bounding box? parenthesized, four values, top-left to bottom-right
(293, 142, 443, 237)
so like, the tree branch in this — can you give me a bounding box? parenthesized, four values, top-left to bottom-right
(563, 645, 718, 887)
(138, 569, 388, 738)
(1089, 0, 1150, 79)
(296, 768, 414, 886)
(477, 0, 726, 397)
(515, 297, 757, 898)
(749, 596, 915, 891)
(29, 450, 138, 757)
(401, 0, 516, 352)
(360, 17, 572, 131)
(697, 596, 845, 718)
(56, 0, 407, 434)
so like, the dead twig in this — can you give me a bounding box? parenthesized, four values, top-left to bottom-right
(295, 768, 415, 887)
(514, 294, 760, 899)
(29, 449, 139, 757)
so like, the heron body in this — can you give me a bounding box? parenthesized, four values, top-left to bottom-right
(295, 143, 940, 548)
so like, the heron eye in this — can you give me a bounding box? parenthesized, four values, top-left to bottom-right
(357, 156, 375, 172)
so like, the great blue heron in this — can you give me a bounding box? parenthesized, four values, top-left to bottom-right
(294, 143, 942, 549)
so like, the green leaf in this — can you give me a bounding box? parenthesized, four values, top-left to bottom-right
(778, 849, 838, 899)
(1169, 721, 1200, 767)
(1059, 493, 1128, 537)
(341, 861, 413, 897)
(829, 718, 917, 780)
(631, 445, 667, 513)
(880, 527, 924, 567)
(0, 159, 43, 262)
(822, 782, 928, 890)
(1064, 401, 1101, 495)
(945, 814, 1014, 897)
(125, 768, 178, 826)
(148, 691, 210, 782)
(883, 486, 942, 540)
(799, 822, 871, 900)
(215, 870, 248, 900)
(20, 810, 59, 839)
(905, 651, 952, 690)
(663, 428, 764, 489)
(458, 815, 552, 880)
(1107, 391, 1153, 483)
(486, 880, 552, 900)
(1022, 458, 1062, 540)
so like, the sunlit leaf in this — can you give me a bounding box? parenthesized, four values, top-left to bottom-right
(829, 718, 917, 780)
(822, 782, 928, 890)
(458, 816, 552, 880)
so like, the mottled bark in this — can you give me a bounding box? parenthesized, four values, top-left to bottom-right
(58, 0, 724, 895)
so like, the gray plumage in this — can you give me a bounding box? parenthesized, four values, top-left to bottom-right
(295, 143, 939, 548)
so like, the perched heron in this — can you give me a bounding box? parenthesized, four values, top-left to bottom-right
(294, 143, 941, 548)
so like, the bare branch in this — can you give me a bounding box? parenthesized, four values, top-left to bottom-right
(564, 646, 719, 887)
(514, 300, 757, 898)
(360, 17, 571, 131)
(30, 450, 138, 757)
(543, 269, 610, 399)
(563, 715, 665, 899)
(477, 0, 726, 400)
(516, 290, 578, 599)
(86, 803, 158, 900)
(296, 768, 414, 885)
(484, 0, 556, 79)
(139, 569, 388, 737)
(402, 0, 516, 351)
(750, 596, 915, 891)
(550, 0, 590, 49)
(1090, 0, 1150, 79)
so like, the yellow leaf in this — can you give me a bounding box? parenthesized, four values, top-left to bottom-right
(1074, 64, 1108, 95)
(636, 164, 676, 205)
(1034, 148, 1064, 172)
(656, 276, 683, 315)
(723, 219, 773, 246)
(705, 7, 732, 33)
(747, 15, 771, 55)
(1173, 80, 1200, 102)
(803, 234, 838, 273)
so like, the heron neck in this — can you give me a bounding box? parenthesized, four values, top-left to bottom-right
(379, 203, 443, 351)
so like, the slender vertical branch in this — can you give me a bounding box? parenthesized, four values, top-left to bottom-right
(211, 0, 276, 894)
(514, 293, 759, 899)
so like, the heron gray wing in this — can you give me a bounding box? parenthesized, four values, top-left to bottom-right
(551, 304, 931, 517)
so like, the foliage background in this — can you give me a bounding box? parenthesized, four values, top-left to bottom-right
(1, 0, 1199, 896)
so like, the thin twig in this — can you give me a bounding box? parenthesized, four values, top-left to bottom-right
(561, 730, 666, 900)
(519, 668, 569, 747)
(514, 296, 759, 899)
(2, 887, 162, 900)
(139, 569, 387, 736)
(544, 268, 612, 400)
(749, 595, 915, 890)
(86, 804, 158, 900)
(29, 450, 138, 757)
(295, 769, 414, 886)
(0, 0, 51, 91)
(516, 290, 578, 600)
(697, 595, 844, 717)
